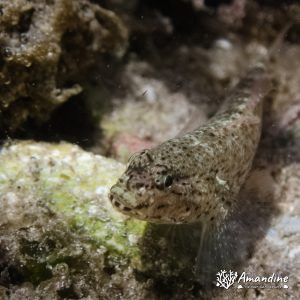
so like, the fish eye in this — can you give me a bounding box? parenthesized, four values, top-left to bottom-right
(164, 175, 173, 187)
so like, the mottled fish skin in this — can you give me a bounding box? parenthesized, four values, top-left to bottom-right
(109, 67, 272, 225)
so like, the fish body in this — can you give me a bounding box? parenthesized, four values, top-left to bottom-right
(109, 66, 271, 225)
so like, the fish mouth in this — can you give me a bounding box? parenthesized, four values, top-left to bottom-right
(109, 184, 147, 217)
(109, 181, 155, 217)
(109, 188, 193, 224)
(109, 187, 135, 212)
(109, 182, 196, 224)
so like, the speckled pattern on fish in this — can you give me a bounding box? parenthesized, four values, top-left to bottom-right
(109, 66, 272, 225)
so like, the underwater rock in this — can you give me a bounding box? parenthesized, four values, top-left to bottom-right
(0, 0, 128, 132)
(0, 141, 204, 299)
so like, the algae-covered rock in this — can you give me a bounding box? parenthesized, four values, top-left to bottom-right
(0, 0, 127, 131)
(0, 141, 202, 299)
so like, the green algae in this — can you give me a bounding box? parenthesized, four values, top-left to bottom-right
(0, 141, 201, 298)
(0, 142, 146, 261)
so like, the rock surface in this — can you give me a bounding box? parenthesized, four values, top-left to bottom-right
(0, 142, 206, 298)
(0, 0, 127, 131)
